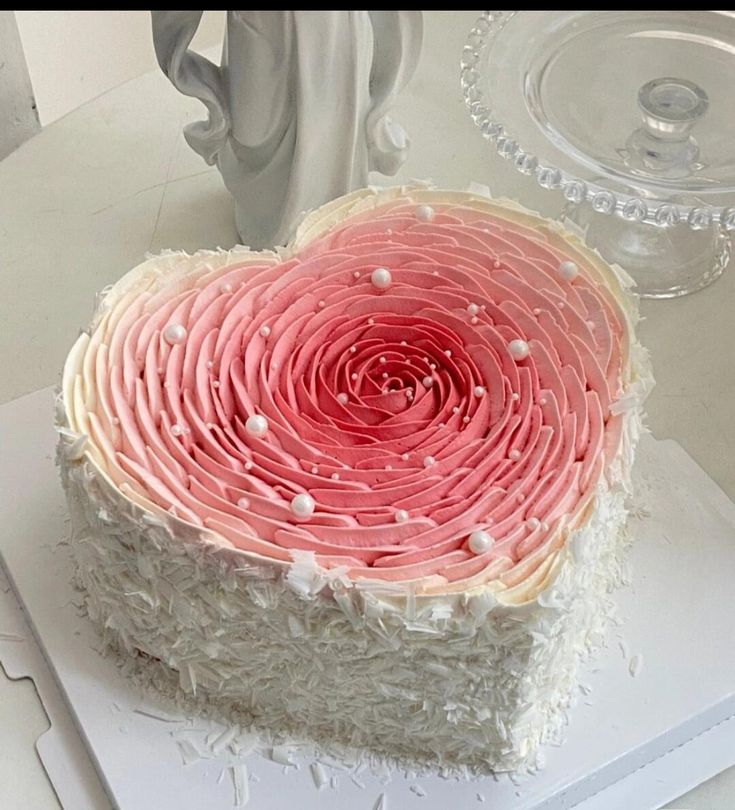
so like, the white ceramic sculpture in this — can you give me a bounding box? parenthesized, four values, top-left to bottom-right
(151, 11, 423, 248)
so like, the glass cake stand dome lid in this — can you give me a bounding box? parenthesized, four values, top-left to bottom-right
(463, 11, 735, 228)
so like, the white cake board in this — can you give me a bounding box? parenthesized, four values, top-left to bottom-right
(1, 387, 734, 810)
(0, 566, 112, 810)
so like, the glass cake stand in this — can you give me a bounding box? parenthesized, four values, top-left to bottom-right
(461, 11, 735, 298)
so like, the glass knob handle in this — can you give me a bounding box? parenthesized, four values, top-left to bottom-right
(638, 77, 709, 142)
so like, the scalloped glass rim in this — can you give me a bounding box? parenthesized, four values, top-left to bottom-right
(462, 11, 735, 232)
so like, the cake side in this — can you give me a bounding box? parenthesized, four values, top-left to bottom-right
(56, 185, 652, 772)
(60, 426, 633, 772)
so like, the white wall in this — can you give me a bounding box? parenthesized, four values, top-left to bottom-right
(0, 12, 39, 158)
(14, 11, 225, 126)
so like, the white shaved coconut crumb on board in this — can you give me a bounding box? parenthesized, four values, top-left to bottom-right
(310, 762, 328, 790)
(231, 763, 249, 807)
(629, 653, 644, 678)
(373, 793, 388, 810)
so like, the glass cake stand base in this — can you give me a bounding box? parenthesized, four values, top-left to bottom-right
(564, 204, 731, 299)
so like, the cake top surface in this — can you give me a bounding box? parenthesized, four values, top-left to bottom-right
(61, 186, 640, 601)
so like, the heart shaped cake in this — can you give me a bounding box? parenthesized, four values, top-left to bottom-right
(57, 186, 652, 772)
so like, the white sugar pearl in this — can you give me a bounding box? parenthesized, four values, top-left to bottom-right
(245, 461, 253, 470)
(220, 282, 233, 293)
(212, 380, 220, 388)
(526, 517, 540, 530)
(493, 259, 501, 269)
(508, 339, 530, 360)
(587, 320, 596, 330)
(350, 346, 357, 353)
(382, 372, 389, 379)
(291, 493, 315, 519)
(331, 472, 340, 481)
(467, 303, 480, 316)
(462, 415, 470, 424)
(533, 308, 541, 315)
(452, 406, 459, 414)
(163, 323, 187, 345)
(395, 509, 410, 523)
(318, 300, 326, 308)
(245, 414, 268, 438)
(469, 530, 494, 554)
(474, 385, 486, 398)
(401, 453, 409, 461)
(380, 356, 387, 363)
(371, 267, 392, 290)
(311, 466, 318, 474)
(351, 372, 358, 380)
(259, 325, 271, 338)
(416, 204, 435, 222)
(353, 271, 361, 279)
(539, 397, 548, 406)
(337, 392, 349, 405)
(471, 316, 479, 325)
(422, 376, 434, 388)
(509, 448, 521, 460)
(517, 493, 526, 503)
(171, 424, 183, 436)
(385, 465, 393, 471)
(368, 318, 375, 325)
(206, 360, 214, 369)
(559, 260, 579, 280)
(423, 456, 436, 467)
(429, 363, 436, 371)
(238, 497, 250, 509)
(445, 349, 452, 357)
(401, 340, 407, 346)
(511, 392, 519, 401)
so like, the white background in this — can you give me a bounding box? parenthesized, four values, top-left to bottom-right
(14, 11, 225, 126)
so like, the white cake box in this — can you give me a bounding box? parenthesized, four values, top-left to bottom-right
(2, 386, 735, 810)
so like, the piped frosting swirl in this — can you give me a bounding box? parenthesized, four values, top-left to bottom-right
(62, 188, 634, 595)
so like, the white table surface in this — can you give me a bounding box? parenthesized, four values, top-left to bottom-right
(0, 11, 732, 810)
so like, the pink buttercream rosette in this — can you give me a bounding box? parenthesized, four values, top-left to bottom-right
(62, 188, 633, 596)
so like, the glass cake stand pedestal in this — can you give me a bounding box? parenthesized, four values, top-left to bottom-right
(461, 11, 735, 299)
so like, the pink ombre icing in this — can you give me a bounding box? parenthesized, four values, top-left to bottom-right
(70, 192, 628, 591)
